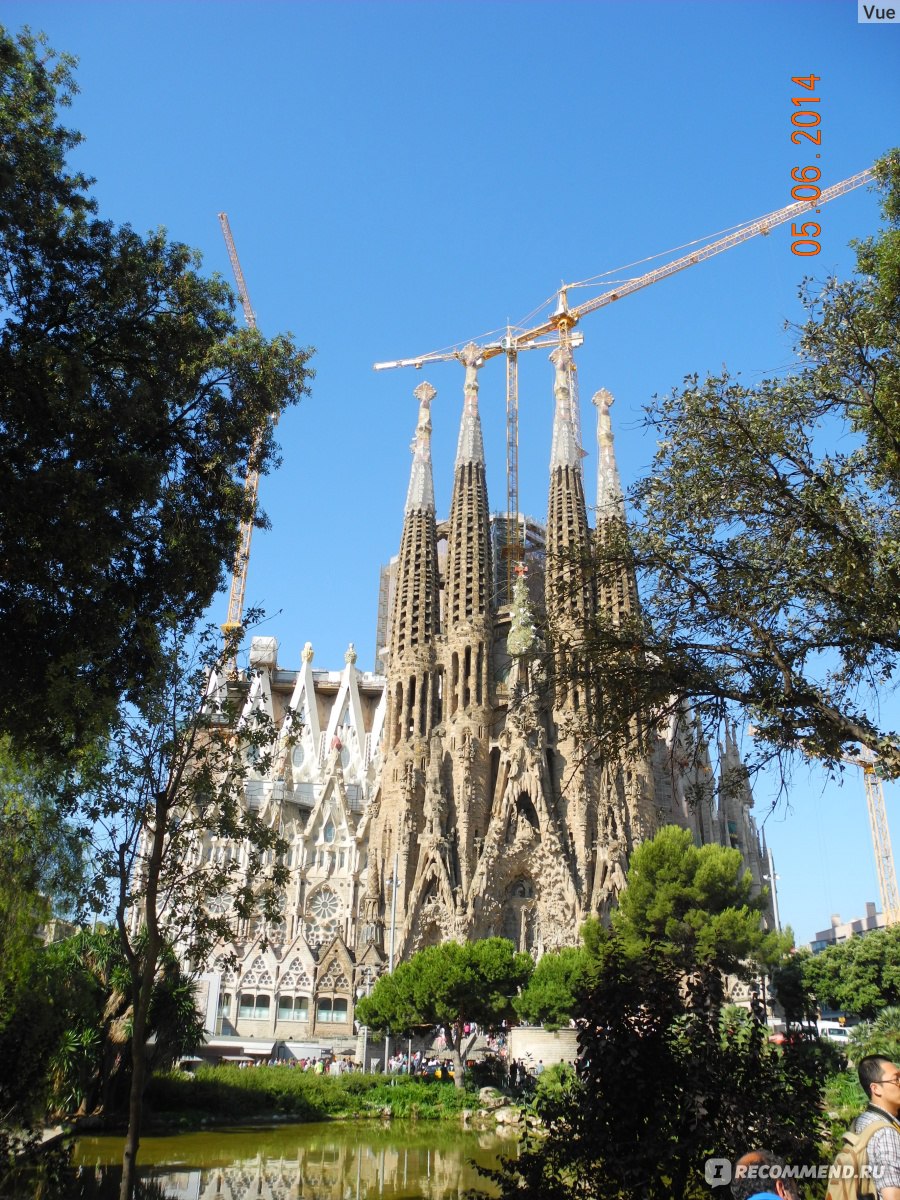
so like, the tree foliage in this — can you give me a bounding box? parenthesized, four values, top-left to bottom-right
(847, 1005, 900, 1063)
(0, 26, 313, 759)
(0, 738, 86, 1142)
(566, 149, 900, 778)
(610, 824, 789, 976)
(42, 928, 204, 1118)
(800, 924, 900, 1019)
(0, 738, 85, 979)
(355, 938, 533, 1089)
(514, 945, 589, 1030)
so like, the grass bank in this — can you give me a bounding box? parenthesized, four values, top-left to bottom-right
(145, 1067, 486, 1127)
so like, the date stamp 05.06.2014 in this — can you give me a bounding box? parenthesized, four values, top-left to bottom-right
(788, 75, 823, 257)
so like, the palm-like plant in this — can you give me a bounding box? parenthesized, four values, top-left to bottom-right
(847, 1007, 900, 1065)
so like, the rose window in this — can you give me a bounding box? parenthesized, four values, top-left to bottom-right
(306, 887, 340, 947)
(310, 888, 339, 921)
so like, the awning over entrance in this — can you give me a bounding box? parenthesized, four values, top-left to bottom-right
(203, 1038, 275, 1058)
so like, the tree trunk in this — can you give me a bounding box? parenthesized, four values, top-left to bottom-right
(450, 1039, 465, 1090)
(119, 992, 148, 1200)
(449, 1027, 479, 1091)
(119, 792, 167, 1200)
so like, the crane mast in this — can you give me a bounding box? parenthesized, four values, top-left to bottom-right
(217, 213, 262, 667)
(844, 751, 900, 927)
(374, 167, 874, 598)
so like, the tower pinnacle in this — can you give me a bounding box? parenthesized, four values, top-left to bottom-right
(593, 389, 625, 519)
(405, 381, 437, 513)
(549, 344, 581, 470)
(455, 343, 485, 466)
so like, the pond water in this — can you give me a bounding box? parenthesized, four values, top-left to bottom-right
(66, 1122, 520, 1199)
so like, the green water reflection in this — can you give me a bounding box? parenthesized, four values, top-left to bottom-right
(72, 1122, 519, 1199)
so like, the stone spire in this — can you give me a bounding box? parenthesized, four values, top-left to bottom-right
(405, 381, 437, 512)
(390, 383, 441, 664)
(545, 345, 593, 630)
(445, 345, 492, 627)
(593, 389, 625, 520)
(591, 388, 639, 624)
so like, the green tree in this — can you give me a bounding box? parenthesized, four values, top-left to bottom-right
(801, 925, 900, 1019)
(561, 150, 900, 779)
(0, 738, 85, 982)
(0, 27, 313, 760)
(769, 949, 820, 1029)
(79, 619, 289, 1200)
(514, 945, 589, 1031)
(356, 939, 533, 1090)
(610, 825, 789, 976)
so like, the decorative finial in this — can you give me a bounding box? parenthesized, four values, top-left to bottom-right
(593, 388, 614, 417)
(454, 344, 485, 465)
(301, 641, 314, 663)
(413, 379, 436, 409)
(593, 388, 625, 517)
(345, 643, 358, 665)
(405, 381, 437, 512)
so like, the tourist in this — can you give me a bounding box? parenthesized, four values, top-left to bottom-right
(852, 1055, 900, 1199)
(730, 1150, 799, 1200)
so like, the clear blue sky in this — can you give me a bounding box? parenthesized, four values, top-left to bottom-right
(6, 0, 899, 946)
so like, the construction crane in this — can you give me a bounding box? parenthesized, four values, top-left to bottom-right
(374, 167, 874, 596)
(218, 212, 262, 672)
(843, 749, 900, 927)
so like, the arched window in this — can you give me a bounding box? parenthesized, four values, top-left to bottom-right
(277, 995, 310, 1022)
(238, 993, 271, 1020)
(315, 997, 349, 1023)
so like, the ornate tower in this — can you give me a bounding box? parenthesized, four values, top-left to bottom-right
(439, 344, 494, 899)
(592, 388, 640, 623)
(364, 381, 441, 951)
(543, 344, 599, 899)
(398, 347, 498, 950)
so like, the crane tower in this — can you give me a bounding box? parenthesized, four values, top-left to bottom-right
(217, 213, 263, 669)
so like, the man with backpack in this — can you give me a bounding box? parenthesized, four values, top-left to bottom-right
(848, 1056, 900, 1200)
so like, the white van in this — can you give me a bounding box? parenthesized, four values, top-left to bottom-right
(817, 1021, 852, 1044)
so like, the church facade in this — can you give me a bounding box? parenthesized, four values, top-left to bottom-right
(195, 349, 773, 1048)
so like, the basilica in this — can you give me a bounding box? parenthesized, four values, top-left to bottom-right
(192, 347, 773, 1052)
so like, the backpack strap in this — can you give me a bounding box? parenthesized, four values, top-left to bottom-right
(846, 1118, 896, 1152)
